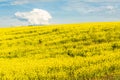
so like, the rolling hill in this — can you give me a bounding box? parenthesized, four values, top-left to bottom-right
(0, 22, 120, 80)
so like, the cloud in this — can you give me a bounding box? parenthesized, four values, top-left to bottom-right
(0, 16, 28, 27)
(11, 0, 29, 5)
(15, 8, 52, 25)
(11, 0, 57, 5)
(65, 0, 120, 15)
(83, 0, 120, 2)
(0, 0, 6, 2)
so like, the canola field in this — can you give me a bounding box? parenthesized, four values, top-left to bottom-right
(0, 22, 120, 80)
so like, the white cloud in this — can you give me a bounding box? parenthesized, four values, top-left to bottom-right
(106, 6, 114, 10)
(11, 0, 57, 5)
(15, 8, 52, 25)
(65, 0, 119, 15)
(0, 16, 28, 27)
(0, 0, 6, 2)
(11, 0, 29, 5)
(84, 0, 120, 2)
(70, 0, 120, 2)
(11, 0, 120, 5)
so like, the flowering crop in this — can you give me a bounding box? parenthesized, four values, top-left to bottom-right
(0, 22, 120, 79)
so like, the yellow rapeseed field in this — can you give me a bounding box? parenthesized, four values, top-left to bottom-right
(0, 22, 120, 80)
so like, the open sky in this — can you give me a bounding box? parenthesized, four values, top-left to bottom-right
(0, 0, 120, 27)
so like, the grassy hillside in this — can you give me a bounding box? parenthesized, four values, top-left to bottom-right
(0, 22, 120, 79)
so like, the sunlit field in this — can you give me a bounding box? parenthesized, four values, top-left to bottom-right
(0, 22, 120, 80)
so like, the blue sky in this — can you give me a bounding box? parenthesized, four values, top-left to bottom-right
(0, 0, 120, 27)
